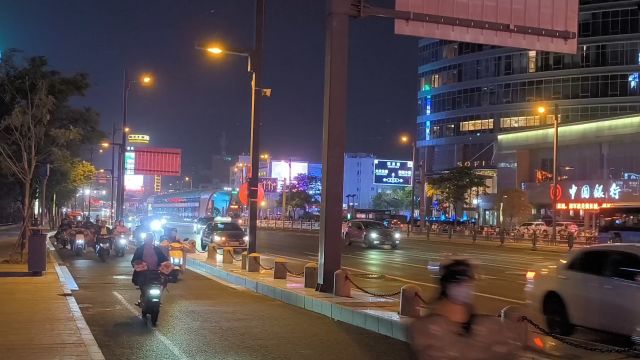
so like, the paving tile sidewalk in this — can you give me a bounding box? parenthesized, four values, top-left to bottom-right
(0, 234, 104, 360)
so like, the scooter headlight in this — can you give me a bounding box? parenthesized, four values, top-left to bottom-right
(119, 238, 127, 245)
(148, 287, 161, 296)
(150, 220, 162, 231)
(76, 239, 84, 244)
(171, 257, 182, 265)
(140, 232, 147, 239)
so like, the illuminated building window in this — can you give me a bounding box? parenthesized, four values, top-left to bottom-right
(528, 51, 536, 73)
(459, 119, 494, 132)
(500, 115, 552, 129)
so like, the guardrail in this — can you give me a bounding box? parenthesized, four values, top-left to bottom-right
(257, 220, 320, 231)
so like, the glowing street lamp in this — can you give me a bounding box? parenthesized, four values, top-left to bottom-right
(399, 134, 417, 236)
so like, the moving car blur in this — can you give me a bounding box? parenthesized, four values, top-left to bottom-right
(343, 220, 401, 249)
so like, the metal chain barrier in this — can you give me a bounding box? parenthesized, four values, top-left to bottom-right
(415, 292, 430, 307)
(351, 273, 386, 280)
(252, 256, 274, 271)
(283, 264, 305, 277)
(230, 252, 243, 261)
(519, 316, 640, 356)
(344, 274, 401, 297)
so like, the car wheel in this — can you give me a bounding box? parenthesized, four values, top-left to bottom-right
(544, 294, 574, 336)
(364, 239, 374, 249)
(200, 236, 208, 251)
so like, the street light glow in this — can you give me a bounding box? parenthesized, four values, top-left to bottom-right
(124, 127, 130, 133)
(101, 142, 109, 148)
(141, 74, 153, 85)
(207, 47, 223, 54)
(400, 135, 409, 144)
(537, 106, 546, 114)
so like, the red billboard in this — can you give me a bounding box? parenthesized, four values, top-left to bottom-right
(133, 147, 182, 176)
(395, 0, 579, 54)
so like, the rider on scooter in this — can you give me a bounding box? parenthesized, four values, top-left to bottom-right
(132, 234, 168, 304)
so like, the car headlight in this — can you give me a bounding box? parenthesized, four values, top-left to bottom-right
(148, 288, 161, 296)
(150, 220, 162, 231)
(140, 232, 147, 239)
(394, 232, 400, 239)
(369, 232, 379, 239)
(119, 238, 127, 244)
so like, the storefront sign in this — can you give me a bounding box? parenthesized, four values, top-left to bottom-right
(553, 180, 639, 204)
(556, 202, 613, 210)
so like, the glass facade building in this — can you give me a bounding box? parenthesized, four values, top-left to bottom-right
(417, 0, 640, 172)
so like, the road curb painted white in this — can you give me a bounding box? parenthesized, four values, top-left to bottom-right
(50, 244, 105, 360)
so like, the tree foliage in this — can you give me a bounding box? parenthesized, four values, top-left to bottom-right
(0, 50, 103, 256)
(500, 188, 532, 229)
(429, 166, 488, 217)
(371, 187, 413, 212)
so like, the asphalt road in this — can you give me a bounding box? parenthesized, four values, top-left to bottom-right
(175, 223, 564, 317)
(57, 244, 414, 360)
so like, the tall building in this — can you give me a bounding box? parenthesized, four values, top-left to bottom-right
(416, 0, 640, 223)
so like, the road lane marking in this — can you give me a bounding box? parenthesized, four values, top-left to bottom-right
(262, 253, 525, 304)
(112, 291, 189, 360)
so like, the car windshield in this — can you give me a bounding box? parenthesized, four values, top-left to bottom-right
(363, 222, 388, 229)
(213, 222, 242, 231)
(198, 217, 214, 225)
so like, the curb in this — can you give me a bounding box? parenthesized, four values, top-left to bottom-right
(187, 257, 412, 342)
(49, 242, 105, 360)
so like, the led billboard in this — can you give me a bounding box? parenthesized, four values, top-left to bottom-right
(270, 161, 308, 190)
(133, 147, 182, 176)
(374, 159, 413, 186)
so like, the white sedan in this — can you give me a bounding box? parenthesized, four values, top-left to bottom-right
(525, 244, 640, 337)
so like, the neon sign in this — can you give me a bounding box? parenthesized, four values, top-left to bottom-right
(556, 202, 613, 210)
(609, 183, 621, 199)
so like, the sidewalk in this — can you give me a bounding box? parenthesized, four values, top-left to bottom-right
(186, 251, 636, 360)
(0, 231, 104, 360)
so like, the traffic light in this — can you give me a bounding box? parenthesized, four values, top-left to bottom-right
(154, 175, 161, 192)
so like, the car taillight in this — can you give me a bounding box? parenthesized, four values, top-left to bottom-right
(526, 271, 536, 281)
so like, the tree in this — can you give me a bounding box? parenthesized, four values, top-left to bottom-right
(371, 187, 412, 212)
(293, 174, 321, 202)
(276, 186, 313, 218)
(500, 188, 533, 230)
(0, 82, 56, 254)
(429, 166, 488, 219)
(0, 51, 103, 257)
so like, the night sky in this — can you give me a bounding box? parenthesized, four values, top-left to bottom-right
(0, 0, 418, 172)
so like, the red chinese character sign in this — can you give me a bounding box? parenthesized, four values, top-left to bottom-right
(395, 0, 579, 54)
(238, 182, 265, 206)
(549, 184, 562, 201)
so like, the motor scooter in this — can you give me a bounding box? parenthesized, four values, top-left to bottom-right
(95, 236, 111, 262)
(115, 234, 128, 257)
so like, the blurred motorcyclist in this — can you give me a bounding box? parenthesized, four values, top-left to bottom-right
(409, 259, 522, 359)
(113, 219, 130, 237)
(95, 220, 112, 248)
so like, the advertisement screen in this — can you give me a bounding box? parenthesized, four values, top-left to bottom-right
(133, 147, 182, 176)
(124, 174, 144, 192)
(270, 161, 308, 190)
(374, 159, 413, 186)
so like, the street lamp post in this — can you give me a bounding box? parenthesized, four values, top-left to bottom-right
(196, 0, 266, 255)
(400, 135, 417, 236)
(538, 104, 560, 244)
(117, 71, 152, 222)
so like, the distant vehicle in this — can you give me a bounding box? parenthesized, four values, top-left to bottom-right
(556, 221, 579, 235)
(343, 220, 401, 249)
(597, 206, 640, 244)
(516, 221, 550, 236)
(200, 220, 248, 251)
(526, 244, 640, 337)
(193, 216, 215, 235)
